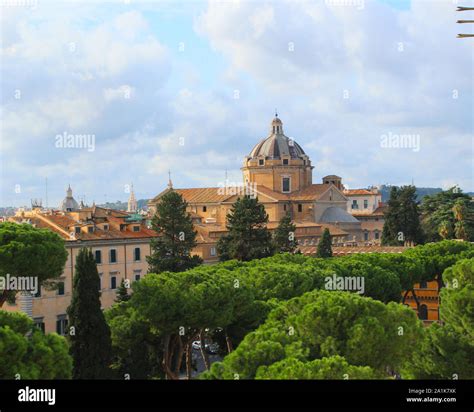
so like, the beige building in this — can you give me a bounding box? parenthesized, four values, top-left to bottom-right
(149, 115, 367, 259)
(6, 189, 156, 334)
(343, 188, 386, 244)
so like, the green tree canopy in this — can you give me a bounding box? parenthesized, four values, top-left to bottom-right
(67, 248, 112, 379)
(404, 258, 474, 379)
(147, 190, 202, 273)
(217, 196, 274, 261)
(273, 213, 298, 254)
(0, 222, 68, 306)
(256, 355, 380, 380)
(420, 187, 474, 242)
(382, 186, 423, 245)
(203, 290, 422, 379)
(115, 279, 131, 303)
(0, 310, 72, 379)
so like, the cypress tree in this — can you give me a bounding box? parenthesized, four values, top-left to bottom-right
(382, 186, 401, 246)
(273, 213, 298, 253)
(147, 190, 202, 273)
(316, 228, 332, 258)
(67, 247, 112, 379)
(217, 196, 273, 261)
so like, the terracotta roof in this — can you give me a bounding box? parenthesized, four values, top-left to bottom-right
(290, 184, 332, 201)
(343, 189, 378, 196)
(253, 185, 290, 201)
(9, 209, 157, 242)
(151, 188, 234, 204)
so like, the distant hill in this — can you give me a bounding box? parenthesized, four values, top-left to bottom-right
(379, 186, 443, 203)
(97, 199, 149, 211)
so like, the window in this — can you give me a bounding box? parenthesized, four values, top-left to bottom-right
(375, 232, 380, 240)
(364, 232, 369, 241)
(88, 226, 94, 233)
(210, 247, 217, 256)
(57, 281, 65, 296)
(120, 224, 126, 231)
(133, 226, 140, 232)
(34, 318, 45, 333)
(259, 159, 264, 166)
(283, 204, 287, 212)
(134, 273, 141, 282)
(351, 200, 358, 209)
(99, 273, 103, 290)
(134, 247, 141, 261)
(111, 276, 117, 290)
(363, 199, 368, 209)
(283, 158, 289, 165)
(419, 304, 428, 320)
(56, 315, 68, 336)
(75, 226, 81, 234)
(110, 249, 117, 263)
(282, 177, 290, 193)
(103, 224, 109, 231)
(420, 281, 428, 289)
(95, 250, 102, 264)
(298, 204, 303, 213)
(34, 286, 41, 298)
(203, 206, 207, 212)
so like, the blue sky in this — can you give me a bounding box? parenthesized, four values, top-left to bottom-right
(1, 0, 472, 207)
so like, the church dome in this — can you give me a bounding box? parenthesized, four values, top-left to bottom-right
(319, 206, 359, 223)
(60, 185, 79, 212)
(248, 116, 306, 160)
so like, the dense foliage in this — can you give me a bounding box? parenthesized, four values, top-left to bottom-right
(0, 222, 68, 307)
(217, 196, 273, 261)
(420, 188, 474, 242)
(202, 290, 422, 379)
(273, 213, 298, 253)
(0, 311, 72, 379)
(404, 258, 474, 379)
(106, 240, 473, 379)
(382, 186, 423, 246)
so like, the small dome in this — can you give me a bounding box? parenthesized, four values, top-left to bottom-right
(248, 116, 306, 160)
(60, 185, 79, 212)
(319, 207, 359, 223)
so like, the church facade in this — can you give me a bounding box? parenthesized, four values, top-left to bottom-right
(149, 116, 383, 262)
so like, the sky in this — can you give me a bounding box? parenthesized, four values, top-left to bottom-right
(0, 0, 473, 207)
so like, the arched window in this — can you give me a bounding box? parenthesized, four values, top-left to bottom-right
(419, 304, 428, 320)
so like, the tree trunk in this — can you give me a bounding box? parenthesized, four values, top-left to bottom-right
(162, 335, 175, 380)
(175, 335, 184, 375)
(411, 288, 421, 312)
(0, 289, 9, 308)
(225, 332, 233, 353)
(199, 329, 210, 371)
(185, 341, 192, 380)
(436, 273, 443, 291)
(402, 289, 410, 305)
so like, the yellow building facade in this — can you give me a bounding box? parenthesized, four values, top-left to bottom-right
(6, 201, 155, 334)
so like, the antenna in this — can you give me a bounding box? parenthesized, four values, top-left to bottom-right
(45, 177, 48, 209)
